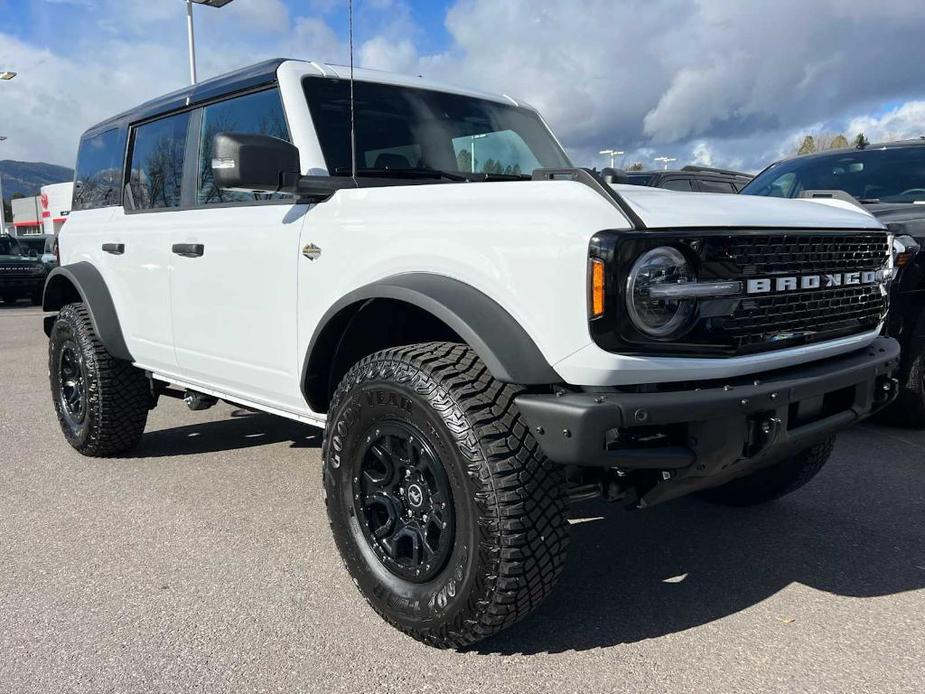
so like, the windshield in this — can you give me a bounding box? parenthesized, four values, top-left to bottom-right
(304, 78, 571, 178)
(742, 146, 925, 203)
(0, 236, 25, 257)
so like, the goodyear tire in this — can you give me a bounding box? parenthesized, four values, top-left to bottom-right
(699, 437, 835, 507)
(49, 303, 151, 456)
(323, 342, 570, 648)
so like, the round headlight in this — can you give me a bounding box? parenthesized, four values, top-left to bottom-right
(626, 246, 695, 338)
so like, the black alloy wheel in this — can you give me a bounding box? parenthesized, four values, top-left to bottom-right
(57, 341, 87, 431)
(354, 421, 455, 582)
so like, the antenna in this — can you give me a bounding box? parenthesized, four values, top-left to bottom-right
(348, 0, 357, 181)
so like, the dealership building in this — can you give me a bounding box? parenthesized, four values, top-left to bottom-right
(9, 181, 73, 238)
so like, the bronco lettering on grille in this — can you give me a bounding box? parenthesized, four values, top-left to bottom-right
(746, 271, 882, 294)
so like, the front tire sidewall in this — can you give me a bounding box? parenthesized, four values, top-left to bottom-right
(325, 379, 481, 633)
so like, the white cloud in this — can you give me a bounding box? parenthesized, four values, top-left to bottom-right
(846, 102, 925, 145)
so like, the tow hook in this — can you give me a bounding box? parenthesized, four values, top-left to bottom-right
(184, 390, 218, 411)
(874, 376, 899, 405)
(747, 414, 782, 457)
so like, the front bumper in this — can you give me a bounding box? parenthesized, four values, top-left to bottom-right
(517, 337, 900, 502)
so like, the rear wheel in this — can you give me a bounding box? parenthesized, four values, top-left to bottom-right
(323, 342, 570, 648)
(699, 437, 835, 507)
(49, 303, 151, 456)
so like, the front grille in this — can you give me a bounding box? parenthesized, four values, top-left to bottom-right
(717, 285, 885, 349)
(723, 233, 889, 276)
(701, 232, 890, 352)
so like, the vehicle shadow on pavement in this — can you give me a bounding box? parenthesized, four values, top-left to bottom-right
(475, 427, 925, 655)
(132, 411, 320, 457)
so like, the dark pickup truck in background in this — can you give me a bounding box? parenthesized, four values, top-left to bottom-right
(741, 139, 925, 426)
(624, 165, 753, 193)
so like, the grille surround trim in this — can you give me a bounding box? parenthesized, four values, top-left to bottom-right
(589, 228, 891, 358)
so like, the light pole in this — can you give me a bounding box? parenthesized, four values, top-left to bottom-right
(654, 156, 677, 170)
(0, 66, 12, 233)
(599, 148, 624, 169)
(183, 0, 235, 85)
(470, 133, 488, 173)
(0, 136, 8, 234)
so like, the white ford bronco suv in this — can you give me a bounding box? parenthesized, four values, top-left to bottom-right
(44, 59, 900, 648)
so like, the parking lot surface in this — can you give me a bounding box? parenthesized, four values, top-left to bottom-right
(1, 304, 923, 693)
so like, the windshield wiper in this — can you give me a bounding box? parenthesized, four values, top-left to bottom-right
(479, 172, 532, 181)
(334, 167, 470, 182)
(857, 198, 881, 204)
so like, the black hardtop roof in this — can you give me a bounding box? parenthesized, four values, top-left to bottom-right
(82, 58, 296, 138)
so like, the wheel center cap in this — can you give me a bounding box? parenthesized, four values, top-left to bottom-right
(407, 483, 425, 508)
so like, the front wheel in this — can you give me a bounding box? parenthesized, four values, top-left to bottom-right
(323, 342, 570, 648)
(49, 303, 152, 456)
(699, 437, 835, 507)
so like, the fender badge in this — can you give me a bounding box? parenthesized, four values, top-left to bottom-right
(302, 243, 322, 261)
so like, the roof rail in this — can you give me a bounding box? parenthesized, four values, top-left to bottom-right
(681, 165, 751, 178)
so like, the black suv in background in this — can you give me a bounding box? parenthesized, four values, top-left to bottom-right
(625, 165, 753, 193)
(0, 234, 49, 305)
(741, 139, 925, 426)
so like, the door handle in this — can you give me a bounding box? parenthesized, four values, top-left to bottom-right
(101, 243, 124, 255)
(171, 243, 205, 258)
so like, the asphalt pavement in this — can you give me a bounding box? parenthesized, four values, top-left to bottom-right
(1, 304, 923, 693)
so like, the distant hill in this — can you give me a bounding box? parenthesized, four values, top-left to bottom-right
(0, 160, 74, 201)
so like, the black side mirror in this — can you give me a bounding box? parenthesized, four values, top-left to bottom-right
(212, 132, 301, 194)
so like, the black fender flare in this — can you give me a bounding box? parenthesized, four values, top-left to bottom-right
(43, 262, 133, 362)
(302, 274, 561, 408)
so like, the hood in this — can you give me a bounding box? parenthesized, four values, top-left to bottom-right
(612, 184, 885, 230)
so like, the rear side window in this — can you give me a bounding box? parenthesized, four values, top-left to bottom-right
(73, 128, 126, 210)
(699, 179, 737, 193)
(662, 178, 694, 191)
(197, 88, 291, 205)
(128, 112, 191, 210)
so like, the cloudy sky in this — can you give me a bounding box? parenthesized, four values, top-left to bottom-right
(2, 0, 924, 173)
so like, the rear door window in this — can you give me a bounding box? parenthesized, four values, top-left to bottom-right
(73, 128, 126, 210)
(127, 112, 192, 210)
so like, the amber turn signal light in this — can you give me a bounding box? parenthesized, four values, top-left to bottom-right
(590, 258, 605, 318)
